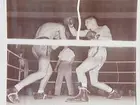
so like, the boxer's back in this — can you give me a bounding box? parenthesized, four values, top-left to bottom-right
(35, 22, 65, 39)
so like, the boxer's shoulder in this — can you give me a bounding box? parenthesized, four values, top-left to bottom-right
(42, 22, 64, 27)
(37, 22, 65, 32)
(101, 25, 110, 32)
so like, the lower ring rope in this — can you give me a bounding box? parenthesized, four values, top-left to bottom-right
(7, 64, 24, 72)
(7, 78, 20, 82)
(7, 49, 136, 85)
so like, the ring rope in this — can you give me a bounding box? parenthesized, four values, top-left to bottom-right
(7, 78, 135, 84)
(7, 49, 136, 85)
(7, 49, 136, 64)
(7, 78, 20, 82)
(7, 64, 24, 72)
(7, 49, 21, 59)
(7, 65, 136, 74)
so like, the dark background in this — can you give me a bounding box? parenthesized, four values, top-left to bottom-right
(7, 45, 136, 95)
(7, 0, 137, 40)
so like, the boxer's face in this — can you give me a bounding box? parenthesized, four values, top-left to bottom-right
(85, 19, 92, 30)
(85, 18, 97, 30)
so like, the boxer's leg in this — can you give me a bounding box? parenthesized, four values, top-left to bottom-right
(66, 53, 108, 102)
(88, 54, 113, 92)
(16, 56, 49, 92)
(7, 45, 51, 103)
(89, 57, 121, 99)
(89, 64, 113, 93)
(38, 63, 53, 93)
(7, 56, 48, 103)
(76, 57, 101, 88)
(66, 58, 95, 102)
(34, 62, 53, 100)
(32, 45, 53, 99)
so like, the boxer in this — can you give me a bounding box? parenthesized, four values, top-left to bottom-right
(7, 22, 68, 103)
(65, 16, 122, 102)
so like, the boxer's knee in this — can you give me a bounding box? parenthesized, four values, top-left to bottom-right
(91, 79, 100, 87)
(46, 69, 53, 76)
(36, 71, 46, 78)
(76, 67, 86, 79)
(76, 66, 86, 74)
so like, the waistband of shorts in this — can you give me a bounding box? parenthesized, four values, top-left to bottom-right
(36, 37, 49, 39)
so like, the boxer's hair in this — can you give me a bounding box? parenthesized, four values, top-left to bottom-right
(64, 46, 69, 49)
(84, 16, 98, 22)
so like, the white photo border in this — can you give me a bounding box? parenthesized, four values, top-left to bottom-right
(0, 0, 139, 105)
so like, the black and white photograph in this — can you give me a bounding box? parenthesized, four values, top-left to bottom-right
(7, 0, 137, 41)
(7, 44, 136, 105)
(3, 0, 139, 105)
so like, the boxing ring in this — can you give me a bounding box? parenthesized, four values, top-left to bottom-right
(7, 49, 29, 82)
(7, 49, 136, 105)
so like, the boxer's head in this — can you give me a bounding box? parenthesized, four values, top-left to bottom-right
(85, 16, 98, 30)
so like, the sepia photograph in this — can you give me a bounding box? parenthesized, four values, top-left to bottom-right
(7, 0, 137, 41)
(5, 0, 138, 105)
(7, 44, 136, 105)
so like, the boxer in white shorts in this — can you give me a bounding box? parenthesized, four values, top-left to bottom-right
(65, 16, 122, 102)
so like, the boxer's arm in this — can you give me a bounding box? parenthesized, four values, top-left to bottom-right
(60, 26, 67, 39)
(68, 25, 88, 37)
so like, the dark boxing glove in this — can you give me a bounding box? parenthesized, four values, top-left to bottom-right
(86, 30, 100, 40)
(86, 30, 96, 39)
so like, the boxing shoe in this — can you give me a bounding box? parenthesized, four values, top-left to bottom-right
(107, 90, 122, 99)
(7, 87, 20, 103)
(65, 86, 90, 102)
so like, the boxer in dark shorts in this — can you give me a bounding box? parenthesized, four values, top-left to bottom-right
(7, 22, 67, 103)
